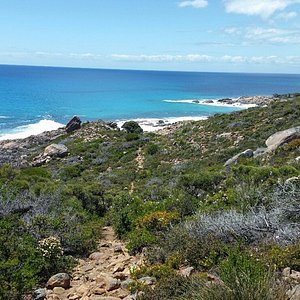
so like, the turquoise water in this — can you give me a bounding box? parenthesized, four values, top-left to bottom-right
(1, 64, 300, 138)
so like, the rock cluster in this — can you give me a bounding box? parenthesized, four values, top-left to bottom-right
(224, 125, 300, 167)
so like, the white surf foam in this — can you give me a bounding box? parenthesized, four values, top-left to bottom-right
(117, 116, 207, 132)
(0, 119, 65, 141)
(163, 99, 257, 109)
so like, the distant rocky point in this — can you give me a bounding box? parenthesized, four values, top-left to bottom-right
(202, 93, 300, 106)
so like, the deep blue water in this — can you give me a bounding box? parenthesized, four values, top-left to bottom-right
(0, 64, 300, 138)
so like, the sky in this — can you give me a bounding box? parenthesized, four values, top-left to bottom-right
(0, 0, 300, 73)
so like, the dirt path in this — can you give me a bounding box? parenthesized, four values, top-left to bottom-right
(46, 227, 143, 300)
(128, 147, 144, 195)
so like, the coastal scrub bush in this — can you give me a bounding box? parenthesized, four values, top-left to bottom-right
(0, 216, 43, 299)
(218, 248, 273, 300)
(184, 182, 300, 247)
(139, 251, 284, 300)
(125, 132, 140, 141)
(110, 194, 153, 237)
(127, 228, 156, 254)
(122, 121, 143, 134)
(155, 225, 223, 269)
(136, 211, 180, 232)
(179, 171, 223, 196)
(146, 143, 159, 155)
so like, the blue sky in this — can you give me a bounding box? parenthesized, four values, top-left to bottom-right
(0, 0, 300, 73)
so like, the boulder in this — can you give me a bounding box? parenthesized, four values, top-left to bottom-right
(266, 126, 300, 151)
(46, 273, 71, 289)
(224, 149, 253, 167)
(44, 144, 69, 158)
(66, 116, 82, 133)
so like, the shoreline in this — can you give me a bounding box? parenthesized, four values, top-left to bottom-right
(0, 93, 297, 141)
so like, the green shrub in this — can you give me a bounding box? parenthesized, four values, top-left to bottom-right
(218, 248, 274, 300)
(127, 228, 156, 254)
(146, 143, 159, 155)
(122, 121, 143, 134)
(180, 171, 223, 195)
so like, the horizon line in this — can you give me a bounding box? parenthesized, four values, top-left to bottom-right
(1, 63, 300, 76)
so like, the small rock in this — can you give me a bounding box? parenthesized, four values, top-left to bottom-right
(46, 294, 60, 300)
(69, 294, 81, 300)
(46, 273, 71, 289)
(114, 244, 123, 253)
(94, 288, 106, 295)
(113, 272, 127, 280)
(137, 276, 156, 285)
(106, 278, 121, 291)
(32, 288, 46, 300)
(113, 264, 125, 274)
(82, 264, 94, 272)
(90, 297, 121, 300)
(123, 295, 136, 300)
(77, 284, 90, 296)
(121, 279, 134, 290)
(180, 266, 194, 277)
(90, 252, 104, 260)
(53, 287, 66, 295)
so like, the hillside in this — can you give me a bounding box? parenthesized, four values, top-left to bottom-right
(1, 95, 300, 300)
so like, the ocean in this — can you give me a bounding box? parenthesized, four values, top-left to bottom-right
(1, 64, 300, 140)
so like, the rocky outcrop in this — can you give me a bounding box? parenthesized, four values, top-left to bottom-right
(224, 149, 253, 167)
(66, 116, 82, 133)
(0, 128, 64, 167)
(265, 126, 300, 151)
(32, 144, 69, 166)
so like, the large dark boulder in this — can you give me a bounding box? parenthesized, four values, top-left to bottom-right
(66, 116, 81, 133)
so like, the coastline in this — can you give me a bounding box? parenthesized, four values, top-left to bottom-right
(0, 93, 297, 141)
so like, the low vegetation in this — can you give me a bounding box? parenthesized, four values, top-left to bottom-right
(1, 96, 300, 299)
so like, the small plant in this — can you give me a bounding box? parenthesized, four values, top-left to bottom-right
(38, 236, 63, 259)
